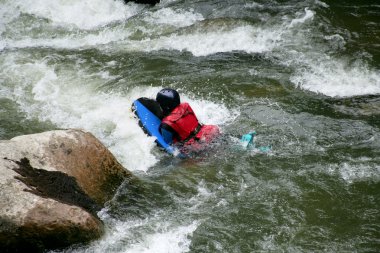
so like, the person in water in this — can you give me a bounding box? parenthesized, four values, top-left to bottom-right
(156, 88, 220, 150)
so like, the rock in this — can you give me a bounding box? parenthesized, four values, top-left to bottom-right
(0, 129, 132, 252)
(124, 0, 160, 5)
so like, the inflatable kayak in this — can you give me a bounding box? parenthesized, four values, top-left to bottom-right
(131, 97, 175, 155)
(132, 97, 269, 156)
(131, 97, 220, 156)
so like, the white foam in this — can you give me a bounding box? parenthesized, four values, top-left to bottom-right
(5, 24, 280, 55)
(3, 26, 133, 50)
(276, 6, 380, 98)
(143, 7, 204, 27)
(324, 34, 346, 50)
(3, 0, 378, 100)
(277, 7, 380, 98)
(181, 95, 235, 126)
(0, 55, 158, 171)
(291, 57, 380, 97)
(0, 54, 233, 171)
(315, 0, 329, 8)
(157, 0, 178, 5)
(0, 1, 19, 51)
(0, 42, 5, 51)
(0, 1, 20, 35)
(137, 25, 281, 56)
(126, 221, 198, 253)
(0, 0, 137, 51)
(82, 179, 211, 253)
(73, 212, 198, 253)
(244, 2, 264, 9)
(330, 163, 380, 183)
(288, 8, 315, 28)
(11, 0, 142, 30)
(0, 1, 284, 57)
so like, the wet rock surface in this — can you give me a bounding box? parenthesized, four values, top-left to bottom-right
(124, 0, 160, 5)
(0, 129, 132, 252)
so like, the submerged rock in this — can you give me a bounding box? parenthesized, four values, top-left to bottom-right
(0, 129, 132, 252)
(124, 0, 160, 5)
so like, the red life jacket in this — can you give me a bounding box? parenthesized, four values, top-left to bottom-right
(162, 103, 200, 142)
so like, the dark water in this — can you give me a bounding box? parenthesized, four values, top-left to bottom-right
(0, 0, 379, 252)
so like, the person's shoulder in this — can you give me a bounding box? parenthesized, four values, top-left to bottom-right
(180, 102, 191, 108)
(181, 102, 194, 112)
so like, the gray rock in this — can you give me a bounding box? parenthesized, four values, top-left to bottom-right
(124, 0, 160, 5)
(0, 129, 131, 252)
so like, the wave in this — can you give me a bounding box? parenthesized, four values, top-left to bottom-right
(0, 52, 232, 171)
(143, 7, 204, 27)
(1, 0, 379, 102)
(290, 56, 380, 97)
(11, 0, 143, 30)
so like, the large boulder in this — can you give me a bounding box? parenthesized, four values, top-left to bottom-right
(124, 0, 160, 5)
(0, 129, 131, 252)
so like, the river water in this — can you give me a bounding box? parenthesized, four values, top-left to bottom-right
(1, 0, 380, 252)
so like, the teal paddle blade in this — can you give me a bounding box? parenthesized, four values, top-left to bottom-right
(240, 131, 256, 149)
(240, 131, 271, 153)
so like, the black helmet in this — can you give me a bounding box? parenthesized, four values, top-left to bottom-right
(156, 88, 180, 115)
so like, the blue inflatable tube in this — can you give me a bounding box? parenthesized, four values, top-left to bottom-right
(132, 99, 175, 155)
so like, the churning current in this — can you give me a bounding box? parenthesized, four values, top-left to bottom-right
(0, 0, 379, 252)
